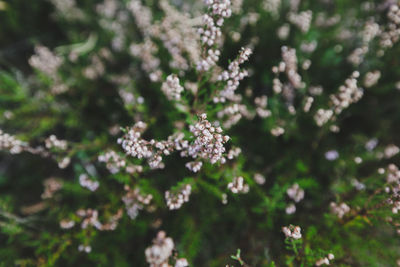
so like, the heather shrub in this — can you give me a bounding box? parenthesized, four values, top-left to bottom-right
(1, 0, 400, 266)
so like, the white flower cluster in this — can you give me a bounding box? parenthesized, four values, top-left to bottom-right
(227, 147, 241, 159)
(277, 23, 290, 40)
(83, 55, 105, 80)
(188, 113, 230, 164)
(216, 103, 253, 128)
(314, 109, 334, 127)
(60, 219, 75, 229)
(316, 254, 335, 266)
(255, 95, 272, 118)
(29, 45, 63, 77)
(271, 126, 285, 137)
(41, 178, 63, 199)
(286, 203, 296, 214)
(315, 71, 363, 125)
(120, 114, 230, 169)
(127, 0, 153, 36)
(384, 144, 400, 158)
(300, 40, 317, 53)
(175, 258, 189, 267)
(76, 209, 102, 230)
(165, 184, 192, 210)
(45, 135, 67, 150)
(363, 70, 381, 88)
(380, 4, 400, 49)
(79, 174, 100, 192)
(0, 129, 27, 154)
(49, 0, 83, 21)
(287, 183, 304, 203)
(161, 74, 184, 100)
(130, 40, 161, 82)
(303, 96, 314, 112)
(118, 121, 152, 158)
(76, 208, 123, 231)
(196, 0, 232, 71)
(58, 157, 71, 169)
(118, 121, 173, 169)
(122, 186, 153, 219)
(362, 20, 381, 44)
(215, 47, 252, 103)
(281, 46, 303, 89)
(263, 0, 281, 18)
(99, 150, 128, 174)
(145, 231, 174, 267)
(282, 225, 302, 239)
(253, 173, 266, 185)
(315, 13, 341, 28)
(157, 0, 201, 71)
(386, 164, 400, 184)
(185, 161, 203, 172)
(330, 71, 363, 115)
(227, 176, 249, 194)
(287, 10, 312, 33)
(330, 202, 350, 219)
(272, 46, 304, 95)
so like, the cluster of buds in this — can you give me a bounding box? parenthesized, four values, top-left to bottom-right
(185, 161, 203, 172)
(330, 71, 363, 115)
(254, 95, 272, 118)
(76, 208, 123, 231)
(118, 121, 174, 169)
(314, 109, 334, 127)
(122, 186, 153, 219)
(287, 10, 312, 33)
(29, 45, 63, 77)
(79, 174, 99, 192)
(120, 114, 229, 169)
(287, 183, 305, 203)
(41, 178, 63, 199)
(0, 129, 27, 154)
(330, 202, 350, 219)
(286, 203, 296, 215)
(303, 96, 314, 112)
(363, 70, 381, 88)
(281, 46, 303, 89)
(227, 147, 241, 160)
(129, 40, 161, 82)
(263, 0, 281, 18)
(196, 0, 232, 71)
(77, 209, 102, 230)
(98, 150, 143, 174)
(60, 219, 75, 229)
(216, 104, 253, 128)
(272, 46, 304, 98)
(45, 135, 68, 150)
(380, 4, 400, 49)
(145, 231, 174, 267)
(187, 113, 230, 164)
(215, 47, 252, 103)
(271, 126, 285, 137)
(29, 45, 67, 94)
(165, 184, 192, 210)
(384, 144, 400, 159)
(227, 176, 249, 194)
(161, 75, 184, 101)
(282, 225, 302, 239)
(386, 164, 400, 184)
(315, 254, 335, 266)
